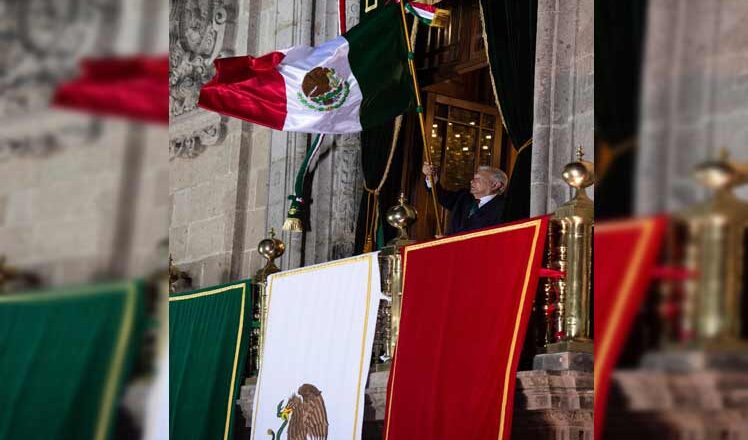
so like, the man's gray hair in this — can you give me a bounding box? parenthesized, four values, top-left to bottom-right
(477, 166, 508, 191)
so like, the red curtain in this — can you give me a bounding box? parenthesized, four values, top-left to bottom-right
(53, 56, 168, 124)
(384, 217, 549, 440)
(594, 216, 667, 439)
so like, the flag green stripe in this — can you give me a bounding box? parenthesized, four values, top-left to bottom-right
(405, 3, 434, 25)
(344, 5, 413, 129)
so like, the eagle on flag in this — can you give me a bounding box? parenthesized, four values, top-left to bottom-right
(268, 384, 329, 440)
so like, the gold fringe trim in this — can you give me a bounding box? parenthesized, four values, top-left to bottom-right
(282, 218, 303, 232)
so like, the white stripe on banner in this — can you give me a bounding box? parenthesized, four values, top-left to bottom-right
(279, 36, 364, 133)
(251, 253, 381, 440)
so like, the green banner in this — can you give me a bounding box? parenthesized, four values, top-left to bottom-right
(0, 281, 145, 440)
(169, 280, 252, 440)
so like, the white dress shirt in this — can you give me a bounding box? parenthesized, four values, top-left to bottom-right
(425, 178, 497, 209)
(477, 193, 497, 209)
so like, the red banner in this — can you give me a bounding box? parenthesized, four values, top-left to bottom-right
(384, 217, 549, 440)
(594, 216, 667, 439)
(53, 56, 168, 124)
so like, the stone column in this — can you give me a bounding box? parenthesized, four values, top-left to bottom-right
(530, 0, 594, 216)
(635, 0, 748, 214)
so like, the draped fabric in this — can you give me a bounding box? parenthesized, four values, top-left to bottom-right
(251, 254, 381, 440)
(595, 0, 647, 145)
(595, 217, 667, 440)
(594, 0, 648, 219)
(479, 0, 537, 221)
(53, 56, 168, 124)
(169, 281, 252, 440)
(502, 143, 532, 222)
(0, 282, 145, 440)
(384, 217, 549, 440)
(354, 119, 404, 253)
(479, 0, 537, 149)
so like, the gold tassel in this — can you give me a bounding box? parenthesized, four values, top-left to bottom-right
(282, 217, 303, 232)
(362, 238, 373, 253)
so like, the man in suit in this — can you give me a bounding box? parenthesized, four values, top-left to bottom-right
(422, 162, 507, 235)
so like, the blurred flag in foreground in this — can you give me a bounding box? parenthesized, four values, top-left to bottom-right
(53, 56, 168, 124)
(0, 281, 146, 440)
(594, 216, 668, 439)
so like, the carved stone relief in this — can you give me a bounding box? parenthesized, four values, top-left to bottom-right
(0, 0, 119, 118)
(0, 0, 119, 160)
(169, 112, 228, 159)
(169, 0, 239, 160)
(0, 118, 102, 161)
(169, 0, 235, 118)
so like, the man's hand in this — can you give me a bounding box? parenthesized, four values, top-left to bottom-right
(422, 162, 439, 183)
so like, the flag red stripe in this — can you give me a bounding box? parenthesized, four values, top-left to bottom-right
(410, 2, 438, 13)
(384, 217, 549, 440)
(198, 53, 287, 130)
(594, 216, 667, 440)
(52, 56, 168, 124)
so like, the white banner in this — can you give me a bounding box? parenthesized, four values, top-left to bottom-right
(251, 253, 381, 440)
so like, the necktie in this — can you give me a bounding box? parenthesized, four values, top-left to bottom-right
(468, 200, 479, 218)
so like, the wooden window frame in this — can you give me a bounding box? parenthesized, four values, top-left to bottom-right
(424, 93, 503, 182)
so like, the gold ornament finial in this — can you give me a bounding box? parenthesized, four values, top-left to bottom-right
(562, 146, 595, 190)
(385, 193, 417, 245)
(255, 230, 286, 282)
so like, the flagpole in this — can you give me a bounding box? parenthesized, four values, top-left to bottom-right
(398, 1, 443, 237)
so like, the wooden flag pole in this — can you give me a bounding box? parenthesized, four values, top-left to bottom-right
(398, 1, 443, 237)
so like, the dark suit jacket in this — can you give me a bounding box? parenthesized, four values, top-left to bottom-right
(430, 182, 506, 234)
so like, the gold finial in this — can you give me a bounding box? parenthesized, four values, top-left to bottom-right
(562, 146, 595, 190)
(255, 229, 286, 282)
(385, 193, 418, 245)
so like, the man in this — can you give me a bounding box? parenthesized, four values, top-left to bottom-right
(422, 162, 508, 235)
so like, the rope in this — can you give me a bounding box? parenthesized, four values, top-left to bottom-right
(362, 116, 402, 252)
(364, 116, 402, 195)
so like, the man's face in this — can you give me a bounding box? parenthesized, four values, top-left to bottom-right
(469, 170, 501, 199)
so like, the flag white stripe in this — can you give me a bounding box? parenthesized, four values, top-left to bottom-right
(279, 36, 363, 133)
(412, 8, 435, 20)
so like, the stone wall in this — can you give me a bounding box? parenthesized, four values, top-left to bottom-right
(606, 368, 748, 439)
(0, 1, 168, 286)
(530, 0, 595, 216)
(635, 0, 748, 214)
(169, 0, 363, 289)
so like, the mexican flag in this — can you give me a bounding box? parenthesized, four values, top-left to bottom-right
(251, 254, 381, 440)
(405, 2, 450, 27)
(199, 4, 412, 134)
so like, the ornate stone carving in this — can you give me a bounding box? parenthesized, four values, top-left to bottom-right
(0, 1, 117, 159)
(169, 0, 236, 117)
(0, 114, 101, 161)
(329, 136, 362, 261)
(0, 0, 119, 119)
(169, 113, 228, 159)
